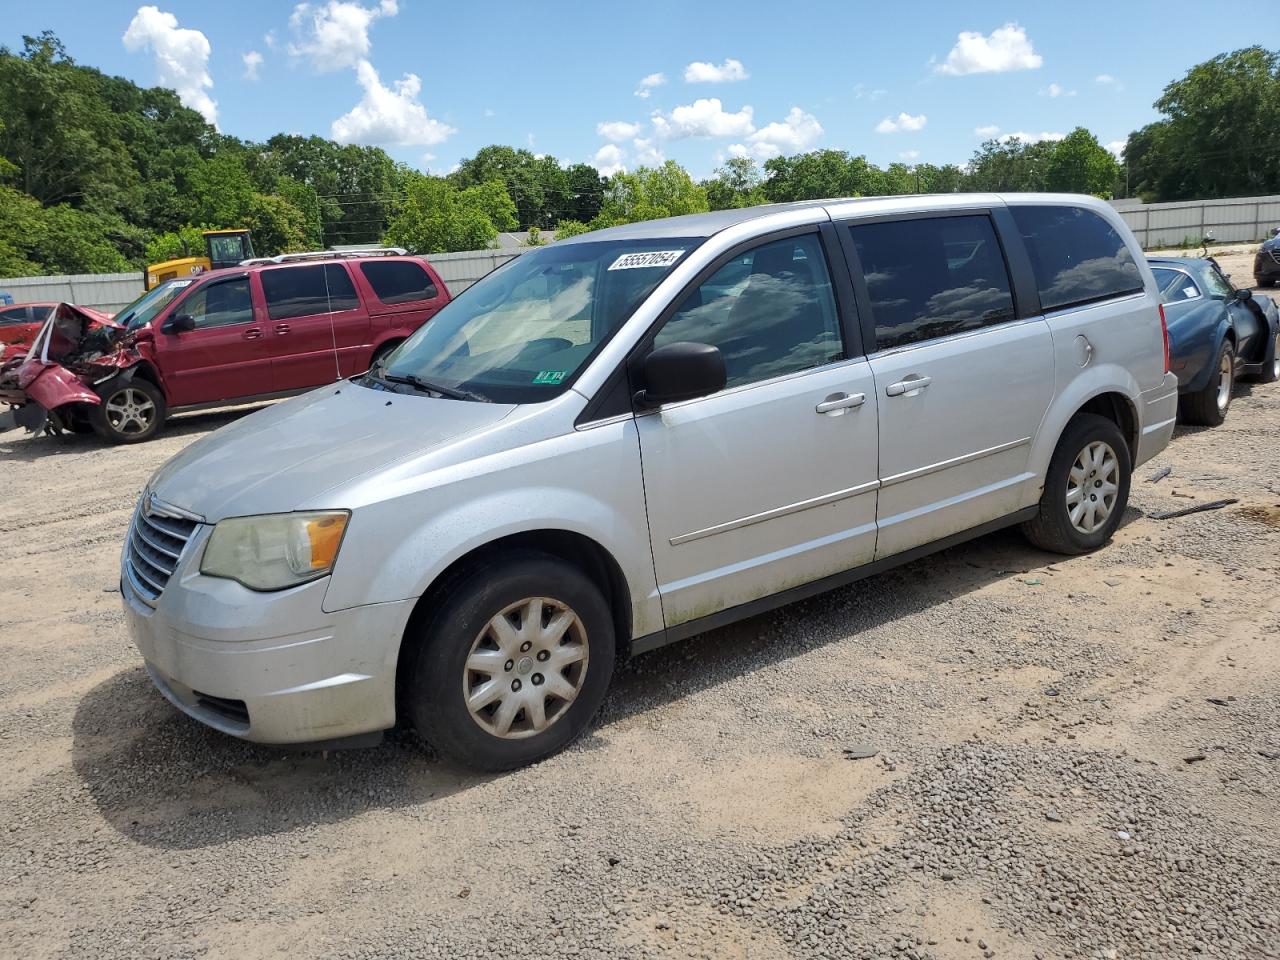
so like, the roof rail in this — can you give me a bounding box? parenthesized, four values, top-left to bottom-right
(239, 247, 409, 266)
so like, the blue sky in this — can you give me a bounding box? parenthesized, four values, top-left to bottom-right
(3, 1, 1262, 178)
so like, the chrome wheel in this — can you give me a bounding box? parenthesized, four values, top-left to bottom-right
(1216, 350, 1233, 414)
(1066, 440, 1119, 535)
(104, 387, 157, 435)
(463, 597, 589, 740)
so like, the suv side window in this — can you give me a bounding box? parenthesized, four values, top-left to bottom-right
(1010, 205, 1143, 312)
(848, 214, 1016, 351)
(181, 276, 255, 329)
(654, 233, 843, 389)
(262, 264, 360, 320)
(359, 260, 438, 305)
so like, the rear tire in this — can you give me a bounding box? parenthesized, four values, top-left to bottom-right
(1256, 277, 1276, 288)
(406, 551, 616, 771)
(1179, 340, 1234, 426)
(1022, 413, 1131, 555)
(90, 378, 167, 444)
(369, 340, 401, 372)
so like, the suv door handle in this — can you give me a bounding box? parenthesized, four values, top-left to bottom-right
(242, 328, 262, 340)
(274, 323, 290, 335)
(885, 375, 931, 397)
(815, 392, 866, 414)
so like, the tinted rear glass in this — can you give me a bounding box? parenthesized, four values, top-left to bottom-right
(261, 264, 360, 320)
(1011, 205, 1143, 312)
(360, 260, 438, 305)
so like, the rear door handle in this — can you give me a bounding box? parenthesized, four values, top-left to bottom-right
(815, 392, 866, 414)
(242, 328, 262, 340)
(885, 375, 931, 397)
(274, 323, 290, 335)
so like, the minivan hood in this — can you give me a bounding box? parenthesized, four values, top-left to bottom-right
(149, 383, 516, 520)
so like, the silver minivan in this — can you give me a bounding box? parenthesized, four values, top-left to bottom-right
(122, 194, 1179, 770)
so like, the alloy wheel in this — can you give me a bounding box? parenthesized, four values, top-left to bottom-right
(1216, 350, 1233, 414)
(104, 387, 157, 436)
(1066, 440, 1120, 535)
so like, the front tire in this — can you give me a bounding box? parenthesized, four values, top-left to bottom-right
(1022, 413, 1131, 555)
(1179, 340, 1234, 426)
(90, 378, 167, 444)
(406, 551, 616, 771)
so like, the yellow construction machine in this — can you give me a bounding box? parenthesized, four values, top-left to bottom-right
(145, 229, 255, 290)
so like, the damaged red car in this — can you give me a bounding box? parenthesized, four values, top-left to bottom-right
(0, 301, 113, 362)
(0, 251, 451, 443)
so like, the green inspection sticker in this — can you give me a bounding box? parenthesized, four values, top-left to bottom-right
(532, 370, 567, 385)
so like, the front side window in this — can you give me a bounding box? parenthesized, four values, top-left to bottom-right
(1011, 205, 1143, 312)
(1202, 265, 1234, 300)
(261, 264, 360, 320)
(378, 237, 700, 403)
(360, 260, 438, 305)
(653, 234, 843, 388)
(849, 215, 1016, 352)
(180, 277, 254, 329)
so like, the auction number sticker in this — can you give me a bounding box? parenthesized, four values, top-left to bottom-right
(607, 250, 685, 271)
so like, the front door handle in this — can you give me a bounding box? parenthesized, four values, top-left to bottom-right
(242, 328, 262, 340)
(885, 375, 931, 397)
(815, 392, 866, 415)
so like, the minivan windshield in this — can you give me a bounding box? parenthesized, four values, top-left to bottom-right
(116, 278, 197, 332)
(371, 238, 700, 403)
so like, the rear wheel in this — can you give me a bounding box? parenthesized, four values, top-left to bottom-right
(90, 378, 167, 444)
(1256, 277, 1276, 288)
(1248, 336, 1279, 384)
(1179, 340, 1234, 426)
(406, 551, 616, 771)
(1022, 413, 1131, 555)
(369, 340, 401, 372)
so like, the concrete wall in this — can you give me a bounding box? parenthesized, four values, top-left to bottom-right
(1109, 195, 1280, 249)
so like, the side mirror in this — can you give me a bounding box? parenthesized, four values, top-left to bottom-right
(1235, 288, 1253, 302)
(637, 341, 726, 407)
(163, 313, 196, 334)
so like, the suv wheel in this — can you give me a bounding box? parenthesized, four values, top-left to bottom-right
(91, 379, 167, 444)
(1022, 413, 1131, 555)
(406, 551, 615, 770)
(1179, 340, 1234, 426)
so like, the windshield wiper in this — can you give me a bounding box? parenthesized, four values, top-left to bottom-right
(380, 372, 489, 403)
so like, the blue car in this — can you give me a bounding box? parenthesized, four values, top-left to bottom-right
(1148, 257, 1280, 426)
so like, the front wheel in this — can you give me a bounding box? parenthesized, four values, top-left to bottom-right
(406, 551, 616, 771)
(90, 378, 167, 444)
(1022, 413, 1131, 555)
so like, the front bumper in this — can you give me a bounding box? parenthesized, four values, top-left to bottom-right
(121, 534, 414, 744)
(1135, 372, 1179, 468)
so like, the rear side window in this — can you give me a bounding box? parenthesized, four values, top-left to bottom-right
(1011, 205, 1143, 312)
(261, 264, 360, 320)
(848, 214, 1016, 351)
(1151, 268, 1201, 303)
(359, 260, 438, 305)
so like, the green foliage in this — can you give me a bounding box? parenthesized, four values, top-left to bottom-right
(384, 175, 518, 254)
(144, 224, 209, 265)
(0, 184, 132, 275)
(705, 156, 767, 210)
(524, 226, 546, 246)
(552, 219, 591, 240)
(597, 161, 710, 225)
(1125, 47, 1280, 201)
(450, 146, 606, 229)
(964, 129, 1119, 197)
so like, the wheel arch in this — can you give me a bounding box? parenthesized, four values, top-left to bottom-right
(1027, 368, 1142, 492)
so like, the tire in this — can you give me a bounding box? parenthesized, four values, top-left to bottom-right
(1021, 413, 1132, 556)
(1256, 277, 1276, 289)
(1248, 337, 1279, 384)
(90, 378, 167, 444)
(406, 550, 616, 771)
(1178, 340, 1234, 427)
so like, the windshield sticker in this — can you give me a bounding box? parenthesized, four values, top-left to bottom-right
(532, 370, 567, 385)
(607, 250, 685, 271)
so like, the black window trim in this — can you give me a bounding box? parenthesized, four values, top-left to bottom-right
(835, 207, 1027, 358)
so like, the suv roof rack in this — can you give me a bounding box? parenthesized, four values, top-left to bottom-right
(239, 247, 408, 267)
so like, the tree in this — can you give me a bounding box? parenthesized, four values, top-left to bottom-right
(704, 156, 767, 210)
(144, 224, 209, 265)
(383, 175, 517, 254)
(597, 161, 710, 226)
(762, 150, 884, 201)
(0, 184, 132, 275)
(1043, 128, 1121, 197)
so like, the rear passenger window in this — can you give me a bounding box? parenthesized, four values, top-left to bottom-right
(654, 234, 843, 389)
(261, 264, 360, 320)
(359, 260, 439, 305)
(1010, 205, 1143, 312)
(848, 215, 1016, 351)
(1151, 268, 1200, 303)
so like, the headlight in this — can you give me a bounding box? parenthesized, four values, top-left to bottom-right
(200, 511, 350, 591)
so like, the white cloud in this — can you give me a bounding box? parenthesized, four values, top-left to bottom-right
(875, 112, 927, 134)
(634, 72, 666, 98)
(935, 23, 1042, 76)
(330, 59, 455, 147)
(1039, 82, 1076, 98)
(263, 30, 277, 50)
(853, 83, 887, 102)
(651, 98, 755, 139)
(1095, 73, 1125, 91)
(632, 137, 665, 166)
(288, 0, 398, 73)
(1106, 140, 1126, 159)
(899, 149, 920, 160)
(974, 124, 1001, 138)
(738, 106, 823, 159)
(683, 58, 749, 84)
(999, 130, 1065, 144)
(242, 50, 263, 81)
(122, 6, 217, 124)
(596, 120, 642, 142)
(592, 144, 626, 176)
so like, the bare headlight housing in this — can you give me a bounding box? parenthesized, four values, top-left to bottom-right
(200, 511, 350, 591)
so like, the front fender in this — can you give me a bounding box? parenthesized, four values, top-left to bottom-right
(22, 364, 100, 409)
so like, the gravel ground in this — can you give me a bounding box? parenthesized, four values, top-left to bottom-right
(2, 278, 1278, 959)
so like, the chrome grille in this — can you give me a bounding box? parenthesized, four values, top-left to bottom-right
(1270, 248, 1280, 265)
(126, 499, 199, 603)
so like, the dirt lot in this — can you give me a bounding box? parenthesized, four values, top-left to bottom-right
(1, 260, 1278, 959)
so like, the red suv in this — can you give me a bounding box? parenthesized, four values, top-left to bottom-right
(0, 251, 450, 442)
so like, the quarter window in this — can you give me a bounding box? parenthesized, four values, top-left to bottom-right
(261, 264, 360, 320)
(848, 215, 1016, 351)
(1151, 268, 1201, 303)
(359, 260, 438, 305)
(654, 234, 843, 389)
(1010, 205, 1143, 312)
(180, 277, 254, 329)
